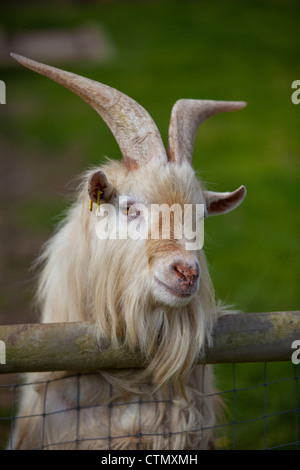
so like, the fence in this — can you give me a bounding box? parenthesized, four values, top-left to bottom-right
(0, 311, 299, 450)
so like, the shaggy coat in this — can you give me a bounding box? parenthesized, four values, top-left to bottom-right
(10, 54, 246, 450)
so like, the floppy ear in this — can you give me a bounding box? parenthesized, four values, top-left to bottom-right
(204, 185, 246, 216)
(88, 170, 115, 204)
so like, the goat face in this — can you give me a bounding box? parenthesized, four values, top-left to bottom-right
(91, 160, 204, 308)
(126, 161, 203, 308)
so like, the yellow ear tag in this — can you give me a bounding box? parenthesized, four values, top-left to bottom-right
(89, 189, 103, 212)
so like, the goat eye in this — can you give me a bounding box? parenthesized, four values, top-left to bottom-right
(120, 204, 140, 220)
(121, 205, 130, 214)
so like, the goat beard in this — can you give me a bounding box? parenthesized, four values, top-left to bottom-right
(36, 219, 217, 397)
(92, 249, 217, 397)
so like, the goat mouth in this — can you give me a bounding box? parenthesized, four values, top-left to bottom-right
(154, 276, 197, 298)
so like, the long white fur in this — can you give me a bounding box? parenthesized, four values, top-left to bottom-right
(11, 158, 223, 450)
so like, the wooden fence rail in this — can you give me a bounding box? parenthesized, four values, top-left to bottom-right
(0, 311, 299, 374)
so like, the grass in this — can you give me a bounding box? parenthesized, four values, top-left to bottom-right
(0, 0, 299, 450)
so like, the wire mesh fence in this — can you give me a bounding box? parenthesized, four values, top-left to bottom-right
(0, 363, 299, 450)
(0, 312, 299, 450)
(214, 362, 299, 449)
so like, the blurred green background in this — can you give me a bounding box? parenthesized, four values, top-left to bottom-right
(0, 0, 299, 450)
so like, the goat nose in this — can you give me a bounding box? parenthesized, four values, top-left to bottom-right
(171, 261, 200, 286)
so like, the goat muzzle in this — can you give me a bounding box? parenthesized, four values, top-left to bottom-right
(170, 261, 200, 295)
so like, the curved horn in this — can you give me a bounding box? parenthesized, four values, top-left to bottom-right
(167, 99, 247, 165)
(11, 53, 167, 170)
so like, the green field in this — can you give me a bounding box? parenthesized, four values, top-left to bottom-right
(0, 0, 299, 450)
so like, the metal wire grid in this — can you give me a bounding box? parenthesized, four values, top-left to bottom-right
(2, 372, 204, 450)
(0, 362, 299, 450)
(214, 363, 299, 450)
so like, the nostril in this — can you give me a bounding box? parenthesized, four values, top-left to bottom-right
(171, 262, 199, 285)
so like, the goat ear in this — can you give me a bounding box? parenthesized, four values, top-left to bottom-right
(204, 185, 246, 216)
(88, 170, 115, 203)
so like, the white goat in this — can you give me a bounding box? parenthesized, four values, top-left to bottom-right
(10, 54, 246, 450)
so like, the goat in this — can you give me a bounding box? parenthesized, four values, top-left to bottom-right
(10, 53, 246, 450)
